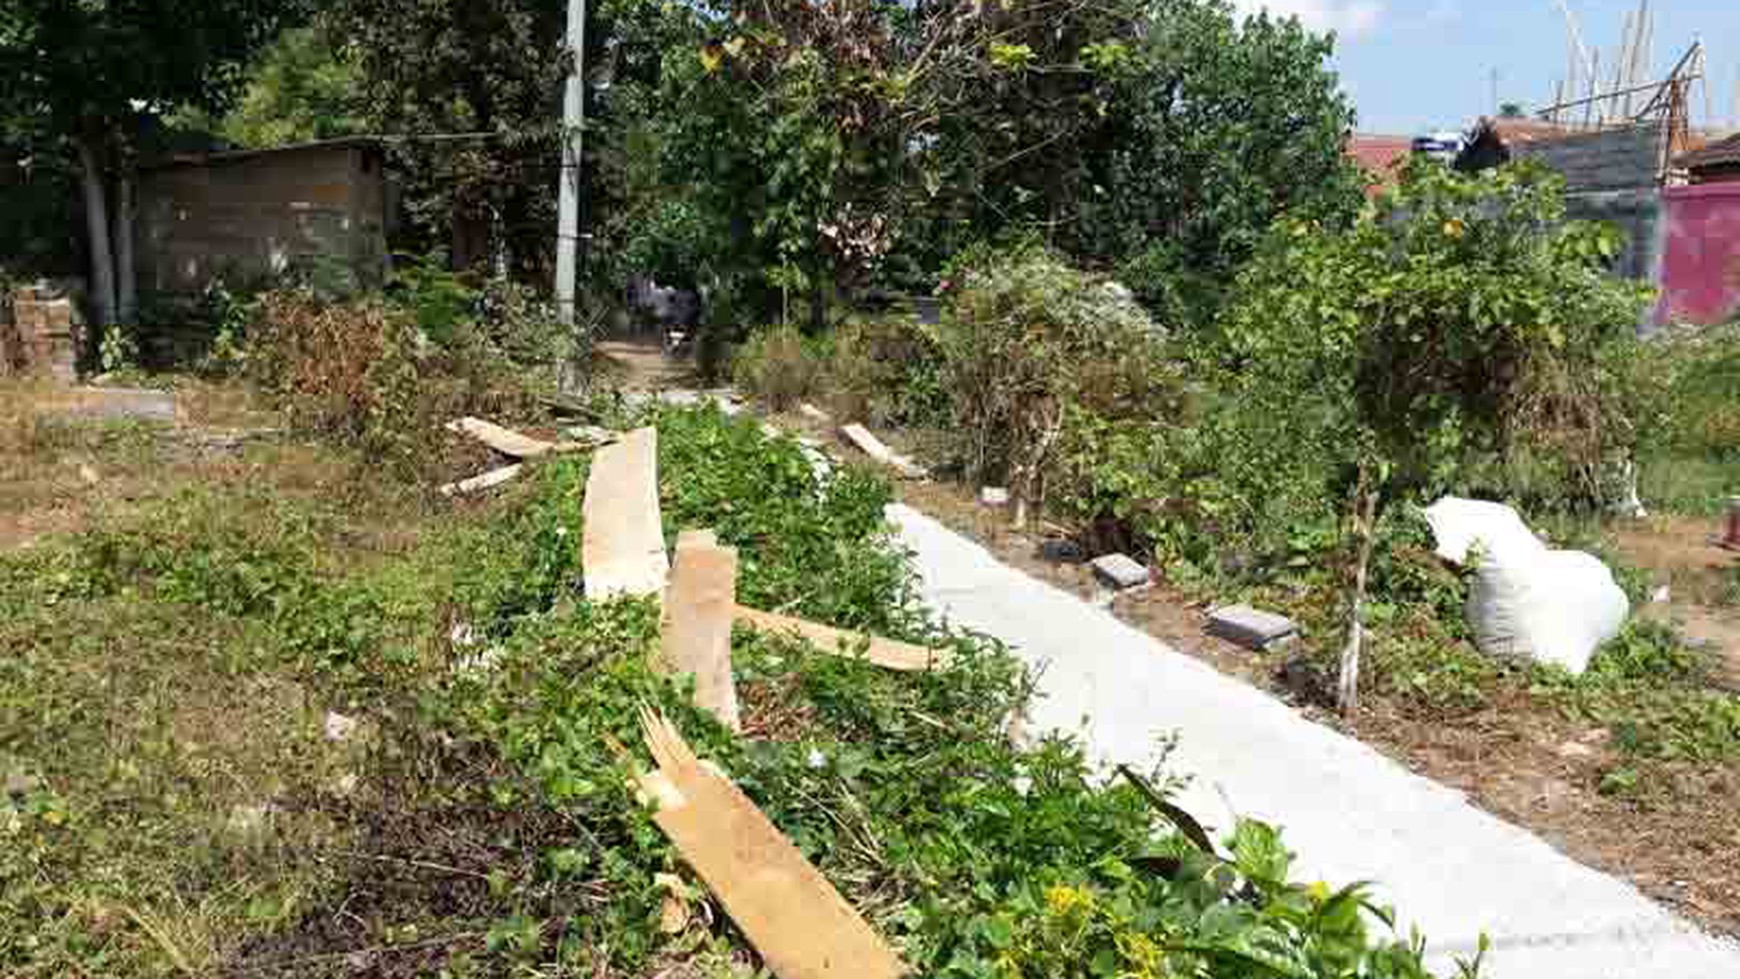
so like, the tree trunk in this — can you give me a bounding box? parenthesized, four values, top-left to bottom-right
(114, 166, 137, 323)
(806, 276, 825, 336)
(75, 137, 118, 328)
(1337, 477, 1382, 716)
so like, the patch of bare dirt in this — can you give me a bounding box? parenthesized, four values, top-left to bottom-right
(1612, 515, 1740, 688)
(594, 340, 700, 392)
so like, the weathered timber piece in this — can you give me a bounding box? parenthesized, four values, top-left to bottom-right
(839, 423, 927, 479)
(440, 464, 523, 498)
(446, 416, 608, 459)
(733, 605, 951, 672)
(637, 710, 907, 979)
(583, 427, 669, 600)
(660, 530, 742, 730)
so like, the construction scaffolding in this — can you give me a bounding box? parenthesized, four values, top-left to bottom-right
(1536, 0, 1708, 184)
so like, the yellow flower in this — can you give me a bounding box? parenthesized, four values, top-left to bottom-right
(1443, 219, 1467, 239)
(1117, 932, 1167, 977)
(1307, 880, 1331, 903)
(1044, 883, 1094, 917)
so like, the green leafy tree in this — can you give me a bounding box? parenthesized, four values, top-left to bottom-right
(201, 26, 366, 148)
(321, 0, 570, 276)
(616, 0, 1361, 332)
(0, 0, 303, 326)
(1217, 160, 1651, 712)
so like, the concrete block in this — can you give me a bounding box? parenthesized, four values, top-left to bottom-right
(1039, 539, 1085, 564)
(1207, 605, 1299, 651)
(1090, 553, 1150, 590)
(52, 387, 178, 423)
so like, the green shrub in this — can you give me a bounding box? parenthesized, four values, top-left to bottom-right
(821, 315, 950, 428)
(246, 288, 538, 479)
(732, 324, 825, 410)
(1629, 322, 1740, 513)
(938, 244, 1181, 525)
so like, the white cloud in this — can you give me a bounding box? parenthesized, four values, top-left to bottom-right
(1231, 0, 1387, 39)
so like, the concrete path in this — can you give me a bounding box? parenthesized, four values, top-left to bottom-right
(889, 503, 1740, 979)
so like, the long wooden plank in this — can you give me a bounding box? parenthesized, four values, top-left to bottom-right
(638, 710, 907, 979)
(583, 427, 669, 600)
(660, 531, 741, 730)
(839, 424, 928, 479)
(446, 416, 611, 459)
(734, 605, 951, 672)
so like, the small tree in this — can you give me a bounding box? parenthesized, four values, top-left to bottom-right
(1219, 159, 1651, 713)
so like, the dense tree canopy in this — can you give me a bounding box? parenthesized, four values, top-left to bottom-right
(603, 0, 1361, 331)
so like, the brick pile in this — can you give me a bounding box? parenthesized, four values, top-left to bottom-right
(5, 286, 83, 380)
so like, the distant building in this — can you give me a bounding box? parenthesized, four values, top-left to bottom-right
(1346, 134, 1413, 195)
(136, 137, 389, 296)
(1410, 131, 1466, 164)
(1680, 133, 1740, 184)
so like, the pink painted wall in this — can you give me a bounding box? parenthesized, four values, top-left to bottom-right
(1656, 183, 1740, 328)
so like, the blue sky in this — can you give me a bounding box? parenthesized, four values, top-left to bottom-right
(1234, 0, 1740, 135)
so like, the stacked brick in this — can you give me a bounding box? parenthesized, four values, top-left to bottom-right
(4, 287, 83, 380)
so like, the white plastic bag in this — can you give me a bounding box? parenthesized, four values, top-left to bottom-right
(1423, 497, 1629, 675)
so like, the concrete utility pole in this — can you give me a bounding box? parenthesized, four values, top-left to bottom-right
(555, 0, 587, 327)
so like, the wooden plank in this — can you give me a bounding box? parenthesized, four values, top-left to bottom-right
(839, 424, 927, 479)
(660, 531, 741, 730)
(637, 710, 907, 979)
(439, 463, 523, 498)
(583, 427, 669, 600)
(445, 416, 608, 459)
(734, 605, 951, 672)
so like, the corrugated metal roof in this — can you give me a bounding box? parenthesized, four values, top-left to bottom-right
(1681, 133, 1740, 170)
(140, 136, 385, 171)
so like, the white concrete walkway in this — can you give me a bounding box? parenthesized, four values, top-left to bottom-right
(889, 503, 1740, 979)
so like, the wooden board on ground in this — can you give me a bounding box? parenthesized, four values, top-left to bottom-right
(446, 416, 607, 459)
(839, 423, 927, 479)
(661, 530, 741, 730)
(583, 427, 670, 600)
(638, 710, 907, 979)
(734, 605, 950, 672)
(440, 463, 523, 498)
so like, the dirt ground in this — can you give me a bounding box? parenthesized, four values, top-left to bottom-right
(1612, 515, 1740, 689)
(1, 379, 282, 551)
(592, 339, 700, 392)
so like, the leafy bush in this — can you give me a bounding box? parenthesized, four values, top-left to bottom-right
(732, 324, 825, 411)
(246, 288, 535, 479)
(1642, 322, 1740, 461)
(821, 315, 951, 428)
(938, 244, 1181, 525)
(1207, 160, 1653, 558)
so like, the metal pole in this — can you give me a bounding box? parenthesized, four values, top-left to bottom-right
(555, 0, 587, 327)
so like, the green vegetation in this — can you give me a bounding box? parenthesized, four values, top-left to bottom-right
(773, 156, 1740, 808)
(1, 401, 1479, 977)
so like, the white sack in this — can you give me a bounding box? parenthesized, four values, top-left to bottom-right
(1423, 497, 1629, 675)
